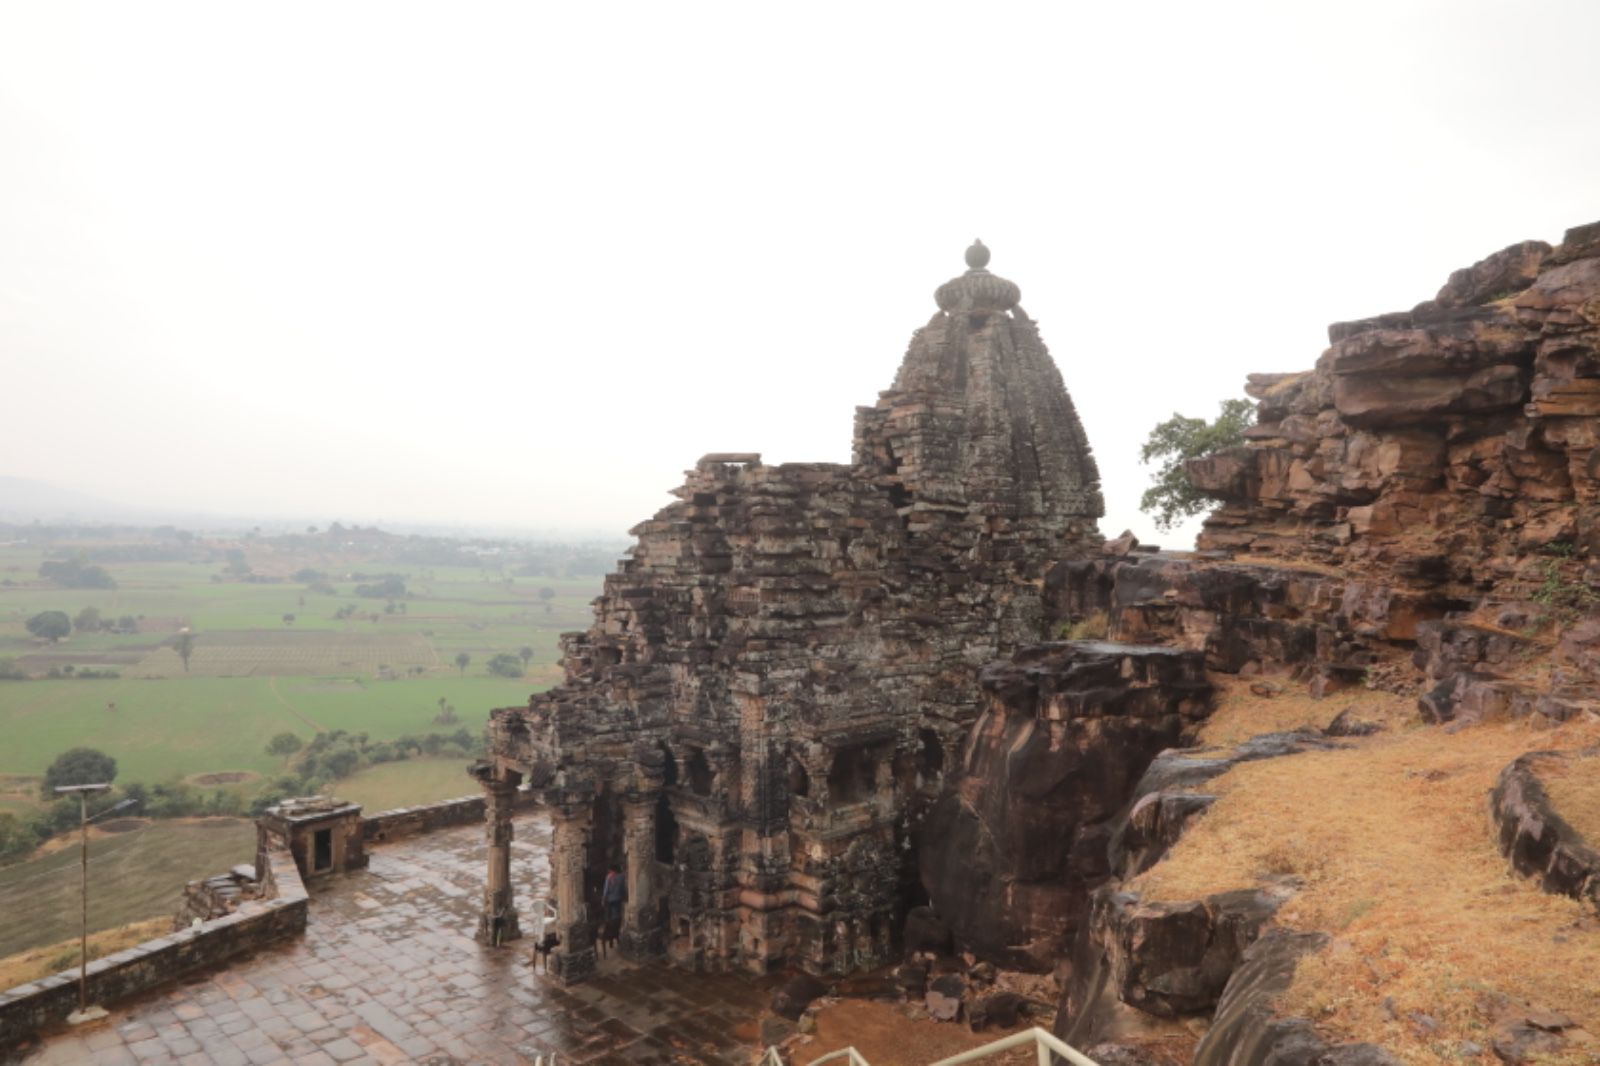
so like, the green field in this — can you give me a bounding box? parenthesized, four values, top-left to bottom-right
(0, 531, 609, 820)
(337, 757, 477, 813)
(0, 817, 256, 959)
(0, 676, 539, 783)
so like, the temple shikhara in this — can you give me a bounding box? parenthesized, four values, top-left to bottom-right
(475, 241, 1104, 981)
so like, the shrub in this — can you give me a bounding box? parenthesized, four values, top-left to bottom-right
(41, 747, 117, 796)
(486, 653, 525, 678)
(38, 558, 116, 589)
(1062, 611, 1109, 641)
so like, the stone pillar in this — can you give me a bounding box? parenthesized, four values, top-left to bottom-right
(474, 765, 522, 946)
(620, 795, 662, 960)
(549, 801, 597, 983)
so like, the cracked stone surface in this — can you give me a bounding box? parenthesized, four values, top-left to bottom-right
(21, 814, 776, 1066)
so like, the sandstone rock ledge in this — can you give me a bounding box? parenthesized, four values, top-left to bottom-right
(1491, 751, 1600, 913)
(919, 641, 1212, 971)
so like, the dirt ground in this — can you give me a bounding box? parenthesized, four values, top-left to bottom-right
(799, 999, 1039, 1066)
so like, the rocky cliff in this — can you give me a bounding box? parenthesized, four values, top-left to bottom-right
(910, 222, 1600, 1066)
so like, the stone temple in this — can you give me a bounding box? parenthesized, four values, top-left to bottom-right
(476, 241, 1103, 982)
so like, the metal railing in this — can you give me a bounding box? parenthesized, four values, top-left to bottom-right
(928, 1026, 1098, 1066)
(762, 1026, 1098, 1066)
(805, 1049, 873, 1066)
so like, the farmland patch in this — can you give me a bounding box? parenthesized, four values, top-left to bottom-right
(187, 770, 260, 787)
(0, 817, 254, 958)
(129, 630, 438, 678)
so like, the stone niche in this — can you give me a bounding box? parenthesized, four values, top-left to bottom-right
(257, 796, 367, 885)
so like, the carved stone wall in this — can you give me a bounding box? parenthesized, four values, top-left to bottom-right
(486, 243, 1102, 976)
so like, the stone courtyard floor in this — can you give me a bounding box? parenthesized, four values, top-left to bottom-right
(20, 813, 778, 1066)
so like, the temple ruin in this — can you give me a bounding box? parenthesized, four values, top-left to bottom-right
(477, 241, 1103, 981)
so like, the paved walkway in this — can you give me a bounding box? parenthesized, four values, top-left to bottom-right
(22, 814, 776, 1066)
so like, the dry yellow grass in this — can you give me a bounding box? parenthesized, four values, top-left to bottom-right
(1538, 750, 1600, 847)
(0, 917, 170, 991)
(1135, 691, 1600, 1066)
(1199, 676, 1417, 748)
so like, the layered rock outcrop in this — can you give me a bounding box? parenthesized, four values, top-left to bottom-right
(918, 642, 1213, 970)
(1195, 223, 1600, 605)
(1002, 222, 1600, 1063)
(1491, 751, 1600, 913)
(1192, 930, 1399, 1066)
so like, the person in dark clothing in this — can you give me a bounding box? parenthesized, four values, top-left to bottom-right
(599, 864, 625, 957)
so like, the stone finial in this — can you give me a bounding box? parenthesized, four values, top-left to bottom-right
(936, 239, 1019, 313)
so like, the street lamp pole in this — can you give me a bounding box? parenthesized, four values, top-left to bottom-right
(54, 783, 135, 1025)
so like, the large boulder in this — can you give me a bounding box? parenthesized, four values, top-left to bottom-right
(925, 974, 966, 1022)
(1430, 239, 1551, 310)
(967, 991, 1026, 1032)
(1099, 887, 1287, 1019)
(1413, 620, 1531, 680)
(1418, 671, 1540, 725)
(918, 642, 1212, 970)
(1490, 752, 1600, 912)
(903, 905, 953, 956)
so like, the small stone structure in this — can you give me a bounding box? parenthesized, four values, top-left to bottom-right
(257, 796, 367, 885)
(175, 864, 263, 927)
(478, 242, 1104, 980)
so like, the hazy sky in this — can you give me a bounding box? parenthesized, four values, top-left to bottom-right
(3, 2, 1598, 545)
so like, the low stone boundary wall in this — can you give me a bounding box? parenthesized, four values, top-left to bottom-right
(0, 846, 307, 1049)
(360, 788, 537, 845)
(361, 794, 486, 844)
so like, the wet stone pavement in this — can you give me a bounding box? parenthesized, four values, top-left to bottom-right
(22, 813, 778, 1066)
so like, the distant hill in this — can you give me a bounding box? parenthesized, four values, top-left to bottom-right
(0, 476, 137, 523)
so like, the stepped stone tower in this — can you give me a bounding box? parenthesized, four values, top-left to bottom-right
(477, 242, 1102, 981)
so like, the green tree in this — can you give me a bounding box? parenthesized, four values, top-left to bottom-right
(25, 610, 71, 643)
(486, 652, 523, 678)
(174, 631, 196, 672)
(354, 575, 406, 598)
(1139, 398, 1256, 532)
(41, 747, 117, 796)
(38, 558, 116, 589)
(322, 747, 360, 779)
(266, 733, 304, 763)
(454, 651, 471, 676)
(73, 607, 103, 633)
(0, 811, 42, 861)
(518, 645, 534, 670)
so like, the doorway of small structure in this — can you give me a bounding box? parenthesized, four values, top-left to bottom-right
(313, 828, 333, 873)
(587, 791, 624, 914)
